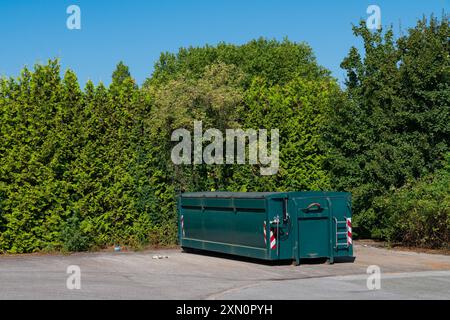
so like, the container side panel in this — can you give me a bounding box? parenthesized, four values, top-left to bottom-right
(232, 209, 266, 248)
(182, 208, 204, 240)
(202, 208, 237, 244)
(180, 197, 268, 254)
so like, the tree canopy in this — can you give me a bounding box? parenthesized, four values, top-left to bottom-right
(325, 15, 449, 239)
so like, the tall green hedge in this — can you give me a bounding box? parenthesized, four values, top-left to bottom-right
(0, 61, 156, 252)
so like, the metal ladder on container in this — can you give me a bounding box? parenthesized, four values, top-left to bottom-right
(333, 217, 350, 250)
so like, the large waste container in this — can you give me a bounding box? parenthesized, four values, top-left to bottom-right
(178, 191, 353, 265)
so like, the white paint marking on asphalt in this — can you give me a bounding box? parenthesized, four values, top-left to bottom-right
(331, 270, 450, 281)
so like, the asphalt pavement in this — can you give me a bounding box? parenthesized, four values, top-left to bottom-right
(0, 242, 449, 299)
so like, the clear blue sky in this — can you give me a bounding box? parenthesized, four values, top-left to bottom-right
(0, 0, 448, 86)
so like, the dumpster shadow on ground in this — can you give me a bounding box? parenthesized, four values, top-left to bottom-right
(181, 248, 355, 266)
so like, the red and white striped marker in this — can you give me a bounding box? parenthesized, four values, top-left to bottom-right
(346, 218, 352, 245)
(270, 230, 276, 250)
(180, 215, 185, 237)
(263, 221, 277, 250)
(263, 221, 267, 244)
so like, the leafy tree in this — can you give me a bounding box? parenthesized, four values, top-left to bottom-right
(139, 63, 245, 242)
(374, 154, 450, 248)
(325, 15, 449, 238)
(146, 38, 331, 88)
(228, 76, 337, 192)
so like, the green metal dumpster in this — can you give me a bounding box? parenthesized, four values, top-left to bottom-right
(178, 191, 353, 265)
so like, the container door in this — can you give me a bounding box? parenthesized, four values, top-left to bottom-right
(331, 195, 353, 257)
(296, 198, 331, 259)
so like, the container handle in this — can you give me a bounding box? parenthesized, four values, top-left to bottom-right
(305, 202, 321, 211)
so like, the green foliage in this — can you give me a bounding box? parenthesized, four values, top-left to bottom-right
(325, 15, 449, 244)
(373, 154, 450, 248)
(0, 61, 76, 253)
(60, 214, 91, 252)
(0, 60, 159, 252)
(228, 76, 336, 192)
(146, 37, 331, 88)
